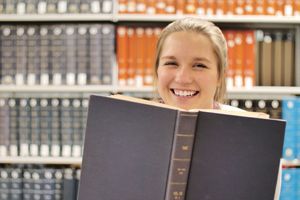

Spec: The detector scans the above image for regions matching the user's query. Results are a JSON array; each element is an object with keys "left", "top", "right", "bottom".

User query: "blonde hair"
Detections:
[{"left": 153, "top": 17, "right": 228, "bottom": 105}]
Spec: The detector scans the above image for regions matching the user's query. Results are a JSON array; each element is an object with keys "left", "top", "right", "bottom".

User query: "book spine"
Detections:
[
  {"left": 43, "top": 168, "right": 55, "bottom": 200},
  {"left": 54, "top": 169, "right": 64, "bottom": 200},
  {"left": 30, "top": 98, "right": 40, "bottom": 157},
  {"left": 80, "top": 0, "right": 91, "bottom": 13},
  {"left": 58, "top": 0, "right": 68, "bottom": 13},
  {"left": 40, "top": 25, "right": 51, "bottom": 86},
  {"left": 146, "top": 0, "right": 156, "bottom": 14},
  {"left": 1, "top": 25, "right": 16, "bottom": 85},
  {"left": 295, "top": 0, "right": 300, "bottom": 15},
  {"left": 165, "top": 0, "right": 175, "bottom": 13},
  {"left": 137, "top": 0, "right": 147, "bottom": 13},
  {"left": 101, "top": 24, "right": 115, "bottom": 85},
  {"left": 216, "top": 0, "right": 226, "bottom": 15},
  {"left": 273, "top": 32, "right": 283, "bottom": 86},
  {"left": 81, "top": 98, "right": 89, "bottom": 152},
  {"left": 135, "top": 27, "right": 145, "bottom": 86},
  {"left": 0, "top": 0, "right": 5, "bottom": 14},
  {"left": 261, "top": 32, "right": 272, "bottom": 86},
  {"left": 226, "top": 0, "right": 235, "bottom": 14},
  {"left": 77, "top": 24, "right": 89, "bottom": 85},
  {"left": 40, "top": 98, "right": 51, "bottom": 157},
  {"left": 196, "top": 0, "right": 206, "bottom": 15},
  {"left": 26, "top": 0, "right": 38, "bottom": 13},
  {"left": 156, "top": 0, "right": 166, "bottom": 13},
  {"left": 51, "top": 98, "right": 61, "bottom": 157},
  {"left": 234, "top": 30, "right": 244, "bottom": 87},
  {"left": 23, "top": 168, "right": 34, "bottom": 200},
  {"left": 72, "top": 99, "right": 82, "bottom": 157},
  {"left": 243, "top": 30, "right": 255, "bottom": 88},
  {"left": 66, "top": 24, "right": 77, "bottom": 85},
  {"left": 235, "top": 0, "right": 245, "bottom": 14},
  {"left": 17, "top": 0, "right": 26, "bottom": 14},
  {"left": 117, "top": 26, "right": 128, "bottom": 86},
  {"left": 284, "top": 0, "right": 293, "bottom": 15},
  {"left": 19, "top": 98, "right": 31, "bottom": 156},
  {"left": 223, "top": 30, "right": 235, "bottom": 89},
  {"left": 297, "top": 97, "right": 300, "bottom": 160},
  {"left": 63, "top": 168, "right": 76, "bottom": 200},
  {"left": 119, "top": 0, "right": 127, "bottom": 13},
  {"left": 0, "top": 168, "right": 11, "bottom": 200},
  {"left": 68, "top": 0, "right": 80, "bottom": 13},
  {"left": 206, "top": 0, "right": 216, "bottom": 15},
  {"left": 10, "top": 168, "right": 22, "bottom": 200},
  {"left": 15, "top": 25, "right": 27, "bottom": 85},
  {"left": 127, "top": 0, "right": 137, "bottom": 13},
  {"left": 245, "top": 0, "right": 255, "bottom": 14},
  {"left": 61, "top": 98, "right": 73, "bottom": 157},
  {"left": 281, "top": 168, "right": 296, "bottom": 199},
  {"left": 52, "top": 24, "right": 66, "bottom": 85},
  {"left": 47, "top": 0, "right": 58, "bottom": 13},
  {"left": 75, "top": 169, "right": 81, "bottom": 200},
  {"left": 6, "top": 0, "right": 17, "bottom": 13},
  {"left": 144, "top": 27, "right": 154, "bottom": 85},
  {"left": 275, "top": 0, "right": 284, "bottom": 15},
  {"left": 127, "top": 27, "right": 136, "bottom": 86},
  {"left": 0, "top": 98, "right": 10, "bottom": 156},
  {"left": 282, "top": 32, "right": 294, "bottom": 86},
  {"left": 165, "top": 111, "right": 198, "bottom": 200},
  {"left": 255, "top": 0, "right": 266, "bottom": 14},
  {"left": 27, "top": 25, "right": 40, "bottom": 85},
  {"left": 266, "top": 0, "right": 276, "bottom": 14},
  {"left": 32, "top": 168, "right": 44, "bottom": 200},
  {"left": 269, "top": 100, "right": 282, "bottom": 119},
  {"left": 9, "top": 98, "right": 19, "bottom": 156},
  {"left": 102, "top": 0, "right": 112, "bottom": 13},
  {"left": 89, "top": 24, "right": 102, "bottom": 85}
]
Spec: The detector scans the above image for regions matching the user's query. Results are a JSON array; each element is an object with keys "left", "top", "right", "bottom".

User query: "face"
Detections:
[{"left": 157, "top": 31, "right": 220, "bottom": 110}]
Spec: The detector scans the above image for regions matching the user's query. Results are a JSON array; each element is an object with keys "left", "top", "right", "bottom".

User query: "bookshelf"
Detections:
[{"left": 0, "top": 156, "right": 82, "bottom": 165}]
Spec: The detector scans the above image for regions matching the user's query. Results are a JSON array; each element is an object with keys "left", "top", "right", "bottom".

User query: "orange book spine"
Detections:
[
  {"left": 255, "top": 0, "right": 266, "bottom": 14},
  {"left": 186, "top": 0, "right": 197, "bottom": 14},
  {"left": 234, "top": 31, "right": 244, "bottom": 87},
  {"left": 119, "top": 0, "right": 127, "bottom": 13},
  {"left": 144, "top": 28, "right": 155, "bottom": 85},
  {"left": 117, "top": 26, "right": 128, "bottom": 86},
  {"left": 153, "top": 27, "right": 163, "bottom": 46},
  {"left": 196, "top": 0, "right": 207, "bottom": 14},
  {"left": 294, "top": 0, "right": 300, "bottom": 15},
  {"left": 244, "top": 0, "right": 255, "bottom": 14},
  {"left": 136, "top": 27, "right": 146, "bottom": 86},
  {"left": 284, "top": 0, "right": 294, "bottom": 15},
  {"left": 206, "top": 0, "right": 216, "bottom": 14},
  {"left": 166, "top": 0, "right": 176, "bottom": 13},
  {"left": 176, "top": 0, "right": 186, "bottom": 14},
  {"left": 216, "top": 0, "right": 226, "bottom": 15},
  {"left": 137, "top": 0, "right": 147, "bottom": 13},
  {"left": 266, "top": 0, "right": 276, "bottom": 14},
  {"left": 235, "top": 0, "right": 245, "bottom": 14},
  {"left": 127, "top": 0, "right": 137, "bottom": 13},
  {"left": 127, "top": 28, "right": 136, "bottom": 86},
  {"left": 226, "top": 0, "right": 235, "bottom": 14},
  {"left": 156, "top": 0, "right": 166, "bottom": 13},
  {"left": 223, "top": 30, "right": 235, "bottom": 89},
  {"left": 275, "top": 0, "right": 284, "bottom": 15},
  {"left": 147, "top": 0, "right": 157, "bottom": 14},
  {"left": 243, "top": 30, "right": 255, "bottom": 88}
]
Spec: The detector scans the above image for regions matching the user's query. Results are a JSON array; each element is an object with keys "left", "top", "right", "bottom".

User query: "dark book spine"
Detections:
[
  {"left": 80, "top": 0, "right": 91, "bottom": 13},
  {"left": 26, "top": 0, "right": 38, "bottom": 13},
  {"left": 269, "top": 100, "right": 282, "bottom": 119},
  {"left": 19, "top": 98, "right": 31, "bottom": 156},
  {"left": 43, "top": 168, "right": 55, "bottom": 200},
  {"left": 89, "top": 24, "right": 102, "bottom": 85},
  {"left": 54, "top": 169, "right": 64, "bottom": 200},
  {"left": 51, "top": 24, "right": 66, "bottom": 85},
  {"left": 47, "top": 0, "right": 58, "bottom": 13},
  {"left": 40, "top": 25, "right": 51, "bottom": 86},
  {"left": 0, "top": 0, "right": 5, "bottom": 14},
  {"left": 77, "top": 24, "right": 89, "bottom": 85},
  {"left": 40, "top": 98, "right": 51, "bottom": 157},
  {"left": 72, "top": 99, "right": 82, "bottom": 157},
  {"left": 58, "top": 0, "right": 68, "bottom": 13},
  {"left": 17, "top": 0, "right": 26, "bottom": 14},
  {"left": 0, "top": 98, "right": 10, "bottom": 156},
  {"left": 32, "top": 168, "right": 44, "bottom": 200},
  {"left": 63, "top": 168, "right": 76, "bottom": 200},
  {"left": 101, "top": 24, "right": 115, "bottom": 85},
  {"left": 51, "top": 98, "right": 61, "bottom": 157},
  {"left": 9, "top": 98, "right": 19, "bottom": 156},
  {"left": 1, "top": 25, "right": 16, "bottom": 85},
  {"left": 101, "top": 0, "right": 112, "bottom": 13},
  {"left": 68, "top": 0, "right": 80, "bottom": 13},
  {"left": 10, "top": 168, "right": 22, "bottom": 200},
  {"left": 23, "top": 168, "right": 34, "bottom": 200},
  {"left": 15, "top": 25, "right": 27, "bottom": 85},
  {"left": 239, "top": 100, "right": 254, "bottom": 112},
  {"left": 30, "top": 98, "right": 41, "bottom": 157},
  {"left": 75, "top": 169, "right": 81, "bottom": 200},
  {"left": 81, "top": 98, "right": 89, "bottom": 148},
  {"left": 27, "top": 25, "right": 40, "bottom": 85},
  {"left": 0, "top": 168, "right": 11, "bottom": 200},
  {"left": 61, "top": 98, "right": 73, "bottom": 157},
  {"left": 37, "top": 0, "right": 47, "bottom": 14},
  {"left": 5, "top": 0, "right": 17, "bottom": 13},
  {"left": 165, "top": 111, "right": 198, "bottom": 200},
  {"left": 65, "top": 24, "right": 77, "bottom": 85}
]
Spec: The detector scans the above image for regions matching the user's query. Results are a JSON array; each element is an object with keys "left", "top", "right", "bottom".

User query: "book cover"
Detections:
[
  {"left": 273, "top": 32, "right": 283, "bottom": 86},
  {"left": 40, "top": 98, "right": 51, "bottom": 157},
  {"left": 127, "top": 0, "right": 137, "bottom": 13},
  {"left": 80, "top": 0, "right": 91, "bottom": 13},
  {"left": 78, "top": 94, "right": 285, "bottom": 200},
  {"left": 10, "top": 168, "right": 22, "bottom": 200},
  {"left": 72, "top": 99, "right": 83, "bottom": 157},
  {"left": 89, "top": 24, "right": 102, "bottom": 85},
  {"left": 282, "top": 32, "right": 294, "bottom": 86},
  {"left": 51, "top": 98, "right": 61, "bottom": 157},
  {"left": 19, "top": 98, "right": 31, "bottom": 156},
  {"left": 127, "top": 27, "right": 136, "bottom": 86},
  {"left": 156, "top": 0, "right": 166, "bottom": 13},
  {"left": 40, "top": 25, "right": 51, "bottom": 86},
  {"left": 43, "top": 168, "right": 55, "bottom": 200},
  {"left": 137, "top": 0, "right": 147, "bottom": 13},
  {"left": 266, "top": 0, "right": 276, "bottom": 14},
  {"left": 65, "top": 24, "right": 77, "bottom": 86},
  {"left": 16, "top": 25, "right": 27, "bottom": 86},
  {"left": 176, "top": 0, "right": 185, "bottom": 14},
  {"left": 186, "top": 0, "right": 197, "bottom": 14},
  {"left": 0, "top": 168, "right": 11, "bottom": 200},
  {"left": 234, "top": 30, "right": 244, "bottom": 87},
  {"left": 63, "top": 168, "right": 77, "bottom": 200},
  {"left": 27, "top": 25, "right": 40, "bottom": 85},
  {"left": 216, "top": 0, "right": 226, "bottom": 15},
  {"left": 54, "top": 168, "right": 64, "bottom": 200},
  {"left": 0, "top": 98, "right": 10, "bottom": 156},
  {"left": 61, "top": 98, "right": 73, "bottom": 157},
  {"left": 165, "top": 0, "right": 175, "bottom": 14},
  {"left": 196, "top": 0, "right": 206, "bottom": 15},
  {"left": 9, "top": 98, "right": 19, "bottom": 156},
  {"left": 77, "top": 24, "right": 89, "bottom": 85},
  {"left": 243, "top": 30, "right": 255, "bottom": 88},
  {"left": 101, "top": 24, "right": 115, "bottom": 85},
  {"left": 117, "top": 26, "right": 128, "bottom": 86},
  {"left": 30, "top": 98, "right": 40, "bottom": 157},
  {"left": 206, "top": 0, "right": 215, "bottom": 15},
  {"left": 135, "top": 27, "right": 146, "bottom": 86},
  {"left": 261, "top": 32, "right": 272, "bottom": 86},
  {"left": 47, "top": 0, "right": 58, "bottom": 13},
  {"left": 245, "top": 0, "right": 255, "bottom": 14}
]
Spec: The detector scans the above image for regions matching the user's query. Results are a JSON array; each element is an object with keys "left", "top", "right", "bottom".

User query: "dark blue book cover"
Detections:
[
  {"left": 51, "top": 98, "right": 61, "bottom": 157},
  {"left": 0, "top": 98, "right": 10, "bottom": 156},
  {"left": 23, "top": 167, "right": 34, "bottom": 200},
  {"left": 10, "top": 168, "right": 22, "bottom": 200},
  {"left": 0, "top": 168, "right": 11, "bottom": 200},
  {"left": 67, "top": 0, "right": 80, "bottom": 13},
  {"left": 51, "top": 24, "right": 66, "bottom": 85},
  {"left": 79, "top": 0, "right": 91, "bottom": 13},
  {"left": 54, "top": 169, "right": 64, "bottom": 200},
  {"left": 17, "top": 0, "right": 26, "bottom": 14},
  {"left": 61, "top": 98, "right": 73, "bottom": 157},
  {"left": 19, "top": 98, "right": 31, "bottom": 157},
  {"left": 63, "top": 168, "right": 76, "bottom": 200},
  {"left": 40, "top": 25, "right": 52, "bottom": 86},
  {"left": 30, "top": 98, "right": 40, "bottom": 157},
  {"left": 65, "top": 24, "right": 77, "bottom": 85},
  {"left": 32, "top": 168, "right": 44, "bottom": 200},
  {"left": 8, "top": 98, "right": 19, "bottom": 156},
  {"left": 89, "top": 24, "right": 102, "bottom": 85},
  {"left": 27, "top": 25, "right": 40, "bottom": 85},
  {"left": 101, "top": 24, "right": 115, "bottom": 85},
  {"left": 40, "top": 98, "right": 51, "bottom": 157},
  {"left": 1, "top": 25, "right": 16, "bottom": 85},
  {"left": 76, "top": 24, "right": 89, "bottom": 85},
  {"left": 47, "top": 0, "right": 58, "bottom": 13},
  {"left": 15, "top": 25, "right": 28, "bottom": 85},
  {"left": 26, "top": 0, "right": 38, "bottom": 13},
  {"left": 5, "top": 0, "right": 17, "bottom": 13},
  {"left": 72, "top": 99, "right": 82, "bottom": 157},
  {"left": 43, "top": 168, "right": 55, "bottom": 200}
]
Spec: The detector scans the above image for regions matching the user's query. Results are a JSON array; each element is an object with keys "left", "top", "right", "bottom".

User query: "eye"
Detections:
[
  {"left": 195, "top": 63, "right": 207, "bottom": 68},
  {"left": 165, "top": 61, "right": 177, "bottom": 66}
]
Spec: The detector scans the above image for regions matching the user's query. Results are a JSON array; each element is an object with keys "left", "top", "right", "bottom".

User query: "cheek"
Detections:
[{"left": 157, "top": 69, "right": 172, "bottom": 88}]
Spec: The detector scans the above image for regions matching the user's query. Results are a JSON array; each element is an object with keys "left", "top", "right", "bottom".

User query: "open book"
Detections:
[{"left": 78, "top": 94, "right": 286, "bottom": 200}]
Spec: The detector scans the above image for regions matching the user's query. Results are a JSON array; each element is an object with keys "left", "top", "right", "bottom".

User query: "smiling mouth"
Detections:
[{"left": 171, "top": 89, "right": 199, "bottom": 97}]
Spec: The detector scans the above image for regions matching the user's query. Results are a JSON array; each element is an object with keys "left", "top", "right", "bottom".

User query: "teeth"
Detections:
[{"left": 174, "top": 90, "right": 197, "bottom": 97}]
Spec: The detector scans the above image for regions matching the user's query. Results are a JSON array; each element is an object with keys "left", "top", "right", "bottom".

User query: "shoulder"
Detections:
[{"left": 217, "top": 104, "right": 246, "bottom": 112}]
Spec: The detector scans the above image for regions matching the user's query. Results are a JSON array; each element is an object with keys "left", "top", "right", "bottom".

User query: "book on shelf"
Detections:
[
  {"left": 78, "top": 94, "right": 286, "bottom": 200},
  {"left": 144, "top": 27, "right": 155, "bottom": 85},
  {"left": 40, "top": 98, "right": 51, "bottom": 157},
  {"left": 9, "top": 98, "right": 19, "bottom": 156},
  {"left": 51, "top": 98, "right": 61, "bottom": 157},
  {"left": 65, "top": 24, "right": 77, "bottom": 86},
  {"left": 117, "top": 26, "right": 128, "bottom": 86},
  {"left": 223, "top": 30, "right": 235, "bottom": 89},
  {"left": 273, "top": 31, "right": 283, "bottom": 86},
  {"left": 72, "top": 99, "right": 83, "bottom": 157},
  {"left": 127, "top": 27, "right": 136, "bottom": 86},
  {"left": 19, "top": 98, "right": 31, "bottom": 157},
  {"left": 234, "top": 30, "right": 244, "bottom": 87},
  {"left": 261, "top": 31, "right": 272, "bottom": 86},
  {"left": 26, "top": 0, "right": 38, "bottom": 13},
  {"left": 243, "top": 30, "right": 255, "bottom": 88},
  {"left": 89, "top": 24, "right": 102, "bottom": 85},
  {"left": 186, "top": 0, "right": 196, "bottom": 14},
  {"left": 165, "top": 0, "right": 175, "bottom": 14},
  {"left": 27, "top": 25, "right": 40, "bottom": 86},
  {"left": 68, "top": 0, "right": 80, "bottom": 13},
  {"left": 282, "top": 32, "right": 295, "bottom": 87},
  {"left": 30, "top": 98, "right": 40, "bottom": 157},
  {"left": 0, "top": 98, "right": 10, "bottom": 157},
  {"left": 15, "top": 25, "right": 27, "bottom": 85},
  {"left": 77, "top": 24, "right": 89, "bottom": 86},
  {"left": 135, "top": 27, "right": 146, "bottom": 86},
  {"left": 63, "top": 168, "right": 77, "bottom": 200},
  {"left": 40, "top": 25, "right": 51, "bottom": 86},
  {"left": 61, "top": 98, "right": 73, "bottom": 157},
  {"left": 54, "top": 168, "right": 64, "bottom": 200}
]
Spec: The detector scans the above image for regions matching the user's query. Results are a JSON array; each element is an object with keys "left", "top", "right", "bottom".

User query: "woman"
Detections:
[{"left": 153, "top": 17, "right": 281, "bottom": 200}]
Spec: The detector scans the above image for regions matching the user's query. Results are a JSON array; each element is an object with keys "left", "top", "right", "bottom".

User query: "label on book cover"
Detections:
[
  {"left": 15, "top": 74, "right": 24, "bottom": 85},
  {"left": 17, "top": 2, "right": 25, "bottom": 14},
  {"left": 27, "top": 74, "right": 36, "bottom": 85},
  {"left": 234, "top": 75, "right": 243, "bottom": 87},
  {"left": 91, "top": 1, "right": 100, "bottom": 13},
  {"left": 51, "top": 144, "right": 60, "bottom": 157},
  {"left": 0, "top": 146, "right": 7, "bottom": 156},
  {"left": 135, "top": 75, "right": 143, "bottom": 87},
  {"left": 244, "top": 77, "right": 253, "bottom": 88},
  {"left": 40, "top": 144, "right": 49, "bottom": 157},
  {"left": 284, "top": 4, "right": 293, "bottom": 15},
  {"left": 137, "top": 3, "right": 146, "bottom": 12},
  {"left": 102, "top": 0, "right": 112, "bottom": 13},
  {"left": 66, "top": 73, "right": 75, "bottom": 85},
  {"left": 10, "top": 145, "right": 18, "bottom": 156},
  {"left": 38, "top": 1, "right": 47, "bottom": 14},
  {"left": 40, "top": 74, "right": 49, "bottom": 85},
  {"left": 77, "top": 73, "right": 87, "bottom": 85},
  {"left": 62, "top": 145, "right": 71, "bottom": 157},
  {"left": 53, "top": 73, "right": 62, "bottom": 85},
  {"left": 146, "top": 7, "right": 155, "bottom": 14},
  {"left": 72, "top": 145, "right": 81, "bottom": 157},
  {"left": 58, "top": 1, "right": 67, "bottom": 13},
  {"left": 30, "top": 144, "right": 38, "bottom": 156},
  {"left": 20, "top": 143, "right": 29, "bottom": 156}
]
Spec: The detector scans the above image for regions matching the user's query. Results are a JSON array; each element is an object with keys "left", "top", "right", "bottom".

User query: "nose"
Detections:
[{"left": 175, "top": 66, "right": 193, "bottom": 85}]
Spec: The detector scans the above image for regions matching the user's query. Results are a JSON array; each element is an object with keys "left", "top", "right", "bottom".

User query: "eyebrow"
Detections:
[{"left": 160, "top": 55, "right": 211, "bottom": 63}]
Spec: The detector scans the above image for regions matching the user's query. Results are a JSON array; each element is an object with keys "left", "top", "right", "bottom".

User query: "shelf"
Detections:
[
  {"left": 281, "top": 158, "right": 300, "bottom": 166},
  {"left": 0, "top": 156, "right": 82, "bottom": 165},
  {"left": 0, "top": 14, "right": 113, "bottom": 21}
]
